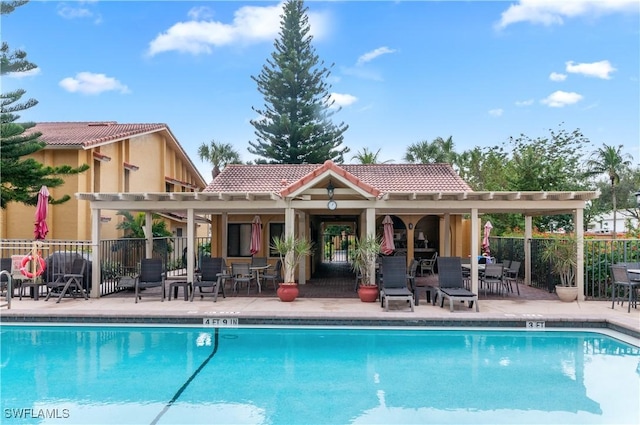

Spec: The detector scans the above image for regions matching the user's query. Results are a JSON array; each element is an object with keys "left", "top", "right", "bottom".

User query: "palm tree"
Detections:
[
  {"left": 351, "top": 148, "right": 392, "bottom": 164},
  {"left": 584, "top": 144, "right": 633, "bottom": 239},
  {"left": 403, "top": 136, "right": 458, "bottom": 165},
  {"left": 197, "top": 140, "right": 242, "bottom": 180}
]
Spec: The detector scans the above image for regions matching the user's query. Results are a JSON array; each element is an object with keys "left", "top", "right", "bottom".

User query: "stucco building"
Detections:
[{"left": 0, "top": 121, "right": 208, "bottom": 241}]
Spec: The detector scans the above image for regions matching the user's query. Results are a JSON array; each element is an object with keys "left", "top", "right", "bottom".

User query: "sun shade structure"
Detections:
[{"left": 77, "top": 160, "right": 599, "bottom": 299}]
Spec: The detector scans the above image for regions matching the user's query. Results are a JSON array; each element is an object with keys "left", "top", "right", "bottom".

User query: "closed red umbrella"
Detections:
[
  {"left": 482, "top": 221, "right": 493, "bottom": 255},
  {"left": 250, "top": 215, "right": 262, "bottom": 255},
  {"left": 34, "top": 186, "right": 49, "bottom": 240},
  {"left": 381, "top": 215, "right": 395, "bottom": 255}
]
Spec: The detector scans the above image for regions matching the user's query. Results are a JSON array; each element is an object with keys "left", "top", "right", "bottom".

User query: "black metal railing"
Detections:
[
  {"left": 489, "top": 236, "right": 640, "bottom": 300},
  {"left": 3, "top": 236, "right": 638, "bottom": 300}
]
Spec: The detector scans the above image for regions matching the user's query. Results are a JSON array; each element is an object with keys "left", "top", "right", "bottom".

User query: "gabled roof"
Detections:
[
  {"left": 31, "top": 122, "right": 169, "bottom": 148},
  {"left": 31, "top": 121, "right": 206, "bottom": 188},
  {"left": 205, "top": 161, "right": 472, "bottom": 196}
]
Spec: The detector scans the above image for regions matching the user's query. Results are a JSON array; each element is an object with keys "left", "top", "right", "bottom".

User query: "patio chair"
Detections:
[
  {"left": 504, "top": 260, "right": 521, "bottom": 295},
  {"left": 436, "top": 256, "right": 479, "bottom": 312},
  {"left": 611, "top": 264, "right": 640, "bottom": 313},
  {"left": 231, "top": 263, "right": 257, "bottom": 294},
  {"left": 134, "top": 258, "right": 165, "bottom": 303},
  {"left": 250, "top": 257, "right": 268, "bottom": 268},
  {"left": 481, "top": 263, "right": 506, "bottom": 296},
  {"left": 262, "top": 260, "right": 282, "bottom": 291},
  {"left": 191, "top": 257, "right": 227, "bottom": 302},
  {"left": 419, "top": 252, "right": 437, "bottom": 276},
  {"left": 45, "top": 258, "right": 88, "bottom": 303},
  {"left": 379, "top": 256, "right": 414, "bottom": 312}
]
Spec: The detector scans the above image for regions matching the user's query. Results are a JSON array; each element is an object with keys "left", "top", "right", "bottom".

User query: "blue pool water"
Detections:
[{"left": 1, "top": 325, "right": 639, "bottom": 424}]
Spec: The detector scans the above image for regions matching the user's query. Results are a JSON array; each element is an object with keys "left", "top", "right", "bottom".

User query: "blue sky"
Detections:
[{"left": 4, "top": 0, "right": 639, "bottom": 181}]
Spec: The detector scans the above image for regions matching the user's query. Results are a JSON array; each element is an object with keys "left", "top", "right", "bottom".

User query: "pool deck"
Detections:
[{"left": 2, "top": 294, "right": 639, "bottom": 340}]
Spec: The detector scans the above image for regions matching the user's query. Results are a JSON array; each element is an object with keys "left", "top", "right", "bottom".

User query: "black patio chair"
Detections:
[
  {"left": 380, "top": 256, "right": 414, "bottom": 312},
  {"left": 436, "top": 256, "right": 479, "bottom": 312},
  {"left": 134, "top": 258, "right": 165, "bottom": 303},
  {"left": 191, "top": 257, "right": 227, "bottom": 302}
]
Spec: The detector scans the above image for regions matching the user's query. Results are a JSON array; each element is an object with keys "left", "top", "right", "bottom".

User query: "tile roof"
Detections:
[
  {"left": 205, "top": 161, "right": 472, "bottom": 195},
  {"left": 31, "top": 122, "right": 168, "bottom": 148}
]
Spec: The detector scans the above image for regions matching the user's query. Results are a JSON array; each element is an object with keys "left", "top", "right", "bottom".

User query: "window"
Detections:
[
  {"left": 268, "top": 223, "right": 284, "bottom": 257},
  {"left": 227, "top": 223, "right": 252, "bottom": 257}
]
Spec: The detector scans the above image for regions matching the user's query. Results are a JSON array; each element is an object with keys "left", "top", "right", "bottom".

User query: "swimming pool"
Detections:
[{"left": 1, "top": 325, "right": 639, "bottom": 424}]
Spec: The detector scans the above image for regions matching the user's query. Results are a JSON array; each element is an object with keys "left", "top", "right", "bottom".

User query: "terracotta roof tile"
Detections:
[
  {"left": 31, "top": 122, "right": 168, "bottom": 148},
  {"left": 206, "top": 162, "right": 471, "bottom": 195}
]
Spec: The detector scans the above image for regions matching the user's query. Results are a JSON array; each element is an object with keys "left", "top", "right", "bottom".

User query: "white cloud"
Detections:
[
  {"left": 330, "top": 93, "right": 358, "bottom": 109},
  {"left": 59, "top": 72, "right": 130, "bottom": 95},
  {"left": 495, "top": 0, "right": 638, "bottom": 30},
  {"left": 147, "top": 2, "right": 331, "bottom": 56},
  {"left": 515, "top": 99, "right": 535, "bottom": 107},
  {"left": 566, "top": 60, "right": 616, "bottom": 79},
  {"left": 540, "top": 90, "right": 583, "bottom": 107},
  {"left": 549, "top": 72, "right": 567, "bottom": 82},
  {"left": 488, "top": 108, "right": 503, "bottom": 117},
  {"left": 356, "top": 47, "right": 396, "bottom": 66},
  {"left": 57, "top": 1, "right": 101, "bottom": 24}
]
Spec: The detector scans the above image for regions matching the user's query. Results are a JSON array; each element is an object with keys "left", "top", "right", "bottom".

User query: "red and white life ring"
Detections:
[{"left": 20, "top": 255, "right": 46, "bottom": 278}]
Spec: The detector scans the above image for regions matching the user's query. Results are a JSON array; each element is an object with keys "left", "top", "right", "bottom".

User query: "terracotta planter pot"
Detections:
[
  {"left": 277, "top": 283, "right": 299, "bottom": 302},
  {"left": 555, "top": 285, "right": 578, "bottom": 302},
  {"left": 358, "top": 285, "right": 379, "bottom": 302}
]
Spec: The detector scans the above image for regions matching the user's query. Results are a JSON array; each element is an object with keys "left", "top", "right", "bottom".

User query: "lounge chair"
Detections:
[
  {"left": 380, "top": 256, "right": 414, "bottom": 312},
  {"left": 191, "top": 257, "right": 227, "bottom": 302},
  {"left": 436, "top": 257, "right": 479, "bottom": 312},
  {"left": 134, "top": 258, "right": 165, "bottom": 303}
]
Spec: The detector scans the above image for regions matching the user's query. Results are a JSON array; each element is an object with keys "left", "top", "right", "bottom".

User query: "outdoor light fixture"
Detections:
[{"left": 326, "top": 180, "right": 335, "bottom": 199}]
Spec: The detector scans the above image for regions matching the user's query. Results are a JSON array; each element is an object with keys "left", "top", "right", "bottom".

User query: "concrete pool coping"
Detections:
[{"left": 2, "top": 296, "right": 639, "bottom": 340}]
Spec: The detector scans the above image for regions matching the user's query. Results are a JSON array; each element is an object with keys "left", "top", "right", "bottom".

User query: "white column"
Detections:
[
  {"left": 575, "top": 209, "right": 585, "bottom": 302},
  {"left": 298, "top": 211, "right": 306, "bottom": 285},
  {"left": 144, "top": 212, "right": 153, "bottom": 258},
  {"left": 221, "top": 213, "right": 228, "bottom": 258},
  {"left": 91, "top": 207, "right": 101, "bottom": 298},
  {"left": 366, "top": 208, "right": 376, "bottom": 281},
  {"left": 444, "top": 213, "right": 451, "bottom": 256},
  {"left": 187, "top": 208, "right": 195, "bottom": 284},
  {"left": 524, "top": 215, "right": 533, "bottom": 286},
  {"left": 470, "top": 208, "right": 479, "bottom": 294}
]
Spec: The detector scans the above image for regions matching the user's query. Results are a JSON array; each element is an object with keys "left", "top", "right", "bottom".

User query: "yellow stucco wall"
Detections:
[{"left": 2, "top": 131, "right": 205, "bottom": 241}]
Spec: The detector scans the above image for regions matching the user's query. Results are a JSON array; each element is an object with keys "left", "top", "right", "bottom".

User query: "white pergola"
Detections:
[{"left": 78, "top": 185, "right": 599, "bottom": 301}]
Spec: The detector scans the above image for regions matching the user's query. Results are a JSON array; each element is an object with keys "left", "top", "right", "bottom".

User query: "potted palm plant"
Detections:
[
  {"left": 540, "top": 235, "right": 578, "bottom": 302},
  {"left": 351, "top": 234, "right": 381, "bottom": 302},
  {"left": 271, "top": 234, "right": 313, "bottom": 302}
]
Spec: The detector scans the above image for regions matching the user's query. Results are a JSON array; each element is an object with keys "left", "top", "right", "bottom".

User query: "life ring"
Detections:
[{"left": 20, "top": 255, "right": 46, "bottom": 278}]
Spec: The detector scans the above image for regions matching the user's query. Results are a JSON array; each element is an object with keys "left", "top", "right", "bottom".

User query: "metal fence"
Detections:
[
  {"left": 4, "top": 236, "right": 639, "bottom": 300},
  {"left": 1, "top": 237, "right": 211, "bottom": 297},
  {"left": 489, "top": 236, "right": 640, "bottom": 300}
]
